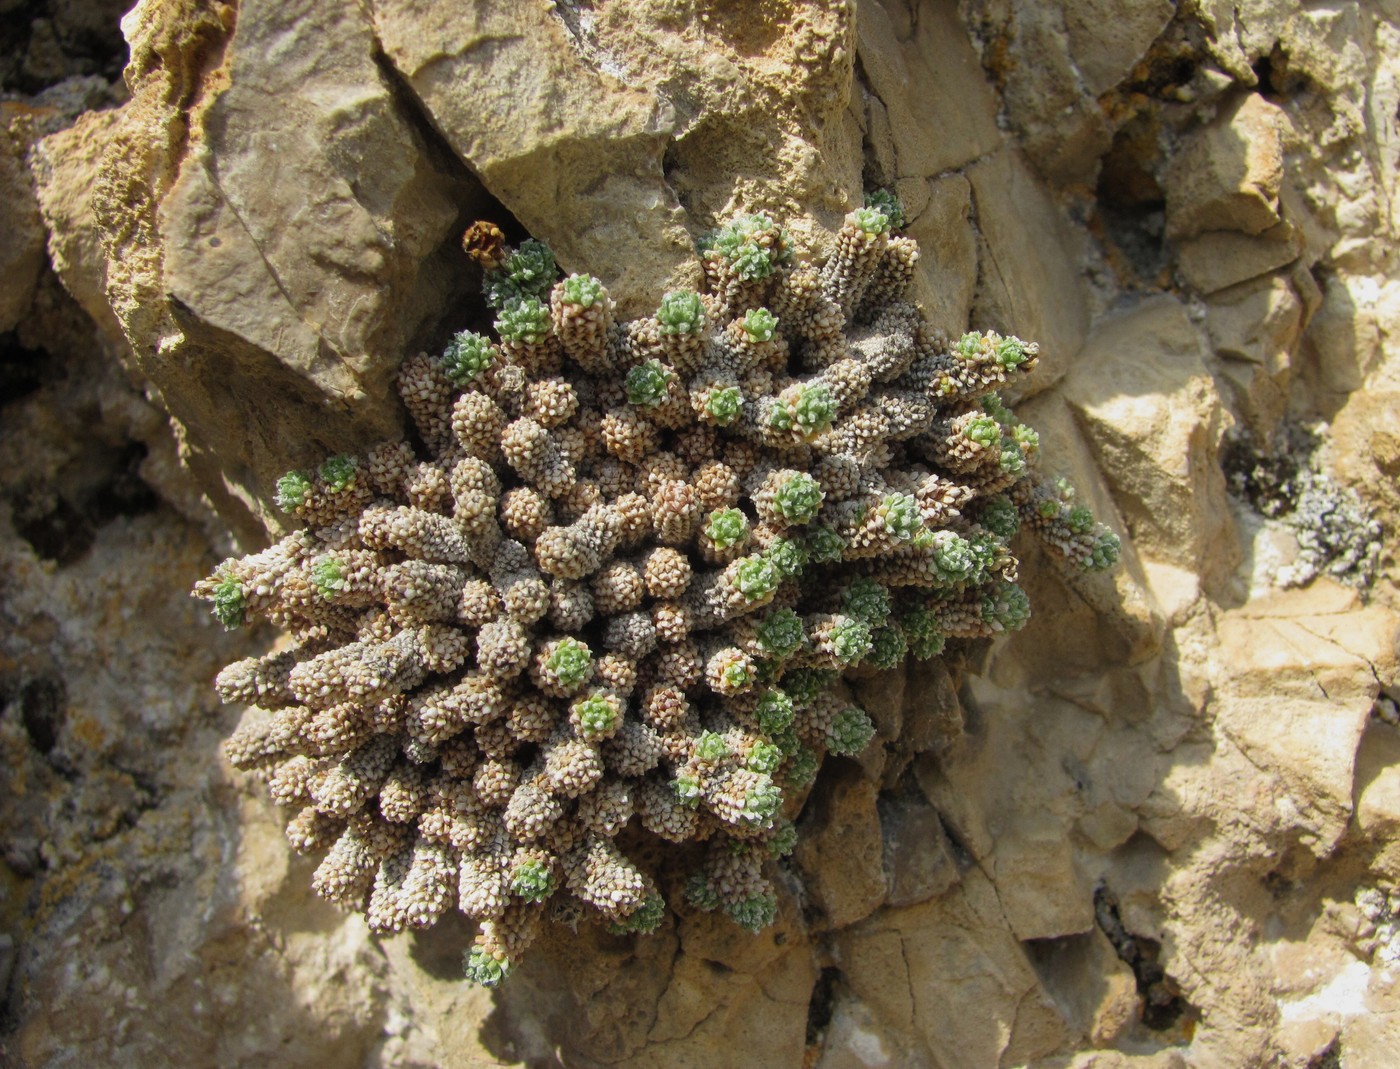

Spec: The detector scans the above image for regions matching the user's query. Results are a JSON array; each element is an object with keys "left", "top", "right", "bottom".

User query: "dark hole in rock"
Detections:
[
  {"left": 0, "top": 332, "right": 50, "bottom": 406},
  {"left": 1308, "top": 1038, "right": 1342, "bottom": 1069},
  {"left": 805, "top": 966, "right": 840, "bottom": 1047},
  {"left": 15, "top": 494, "right": 95, "bottom": 566},
  {"left": 18, "top": 676, "right": 66, "bottom": 756},
  {"left": 11, "top": 442, "right": 160, "bottom": 566},
  {"left": 1093, "top": 883, "right": 1193, "bottom": 1031},
  {"left": 1253, "top": 47, "right": 1309, "bottom": 102},
  {"left": 1095, "top": 127, "right": 1168, "bottom": 285},
  {"left": 87, "top": 441, "right": 160, "bottom": 525}
]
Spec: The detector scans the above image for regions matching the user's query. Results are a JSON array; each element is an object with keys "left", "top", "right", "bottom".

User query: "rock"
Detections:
[
  {"left": 0, "top": 111, "right": 46, "bottom": 333},
  {"left": 794, "top": 765, "right": 887, "bottom": 930},
  {"left": 1214, "top": 583, "right": 1399, "bottom": 854},
  {"left": 1176, "top": 220, "right": 1301, "bottom": 294},
  {"left": 7, "top": 1, "right": 1400, "bottom": 1068},
  {"left": 1062, "top": 0, "right": 1175, "bottom": 96},
  {"left": 30, "top": 108, "right": 126, "bottom": 344},
  {"left": 370, "top": 1, "right": 691, "bottom": 316},
  {"left": 851, "top": 663, "right": 905, "bottom": 777},
  {"left": 995, "top": 818, "right": 1097, "bottom": 940},
  {"left": 880, "top": 793, "right": 959, "bottom": 909},
  {"left": 1025, "top": 930, "right": 1140, "bottom": 1048},
  {"left": 903, "top": 655, "right": 964, "bottom": 756},
  {"left": 832, "top": 870, "right": 1072, "bottom": 1067},
  {"left": 93, "top": 0, "right": 471, "bottom": 543},
  {"left": 488, "top": 889, "right": 815, "bottom": 1068},
  {"left": 1061, "top": 296, "right": 1236, "bottom": 591},
  {"left": 1206, "top": 273, "right": 1305, "bottom": 435},
  {"left": 906, "top": 174, "right": 977, "bottom": 337},
  {"left": 966, "top": 149, "right": 1091, "bottom": 396},
  {"left": 856, "top": 0, "right": 1001, "bottom": 180},
  {"left": 1054, "top": 1055, "right": 1189, "bottom": 1069},
  {"left": 1164, "top": 94, "right": 1285, "bottom": 240},
  {"left": 1331, "top": 386, "right": 1400, "bottom": 523},
  {"left": 1338, "top": 957, "right": 1400, "bottom": 1069},
  {"left": 913, "top": 684, "right": 1122, "bottom": 936},
  {"left": 968, "top": 2, "right": 1112, "bottom": 185},
  {"left": 1138, "top": 559, "right": 1202, "bottom": 628},
  {"left": 1205, "top": 272, "right": 1304, "bottom": 368},
  {"left": 1304, "top": 271, "right": 1394, "bottom": 402}
]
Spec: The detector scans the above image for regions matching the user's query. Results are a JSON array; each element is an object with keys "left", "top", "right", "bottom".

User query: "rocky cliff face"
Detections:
[{"left": 2, "top": 1, "right": 1398, "bottom": 1067}]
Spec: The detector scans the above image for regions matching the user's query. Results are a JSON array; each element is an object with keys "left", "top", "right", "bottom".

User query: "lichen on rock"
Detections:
[{"left": 194, "top": 200, "right": 1118, "bottom": 984}]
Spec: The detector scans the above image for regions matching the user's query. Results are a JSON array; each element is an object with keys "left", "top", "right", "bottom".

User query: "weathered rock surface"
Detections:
[{"left": 3, "top": 1, "right": 1400, "bottom": 1068}]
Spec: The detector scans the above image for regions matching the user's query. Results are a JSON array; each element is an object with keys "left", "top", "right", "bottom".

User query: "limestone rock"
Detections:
[
  {"left": 1164, "top": 93, "right": 1285, "bottom": 240},
  {"left": 967, "top": 149, "right": 1091, "bottom": 396},
  {"left": 963, "top": 1, "right": 1111, "bottom": 185},
  {"left": 831, "top": 871, "right": 1073, "bottom": 1067},
  {"left": 1026, "top": 930, "right": 1141, "bottom": 1048},
  {"left": 1062, "top": 0, "right": 1175, "bottom": 96},
  {"left": 30, "top": 108, "right": 126, "bottom": 345},
  {"left": 1205, "top": 273, "right": 1305, "bottom": 436},
  {"left": 1062, "top": 296, "right": 1236, "bottom": 590},
  {"left": 370, "top": 0, "right": 690, "bottom": 316},
  {"left": 1176, "top": 220, "right": 1301, "bottom": 294},
  {"left": 1214, "top": 583, "right": 1398, "bottom": 853},
  {"left": 907, "top": 174, "right": 978, "bottom": 337},
  {"left": 92, "top": 0, "right": 472, "bottom": 543},
  {"left": 856, "top": 0, "right": 1001, "bottom": 180},
  {"left": 1355, "top": 722, "right": 1400, "bottom": 878},
  {"left": 0, "top": 112, "right": 46, "bottom": 334},
  {"left": 7, "top": 1, "right": 1400, "bottom": 1068},
  {"left": 880, "top": 792, "right": 960, "bottom": 908},
  {"left": 794, "top": 766, "right": 887, "bottom": 931}
]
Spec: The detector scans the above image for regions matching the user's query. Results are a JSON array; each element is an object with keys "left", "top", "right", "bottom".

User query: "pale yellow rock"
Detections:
[
  {"left": 1217, "top": 582, "right": 1397, "bottom": 702},
  {"left": 9, "top": 2, "right": 1400, "bottom": 1068},
  {"left": 994, "top": 818, "right": 1096, "bottom": 940},
  {"left": 1177, "top": 221, "right": 1302, "bottom": 294},
  {"left": 835, "top": 870, "right": 1072, "bottom": 1068},
  {"left": 1339, "top": 964, "right": 1400, "bottom": 1069},
  {"left": 1165, "top": 93, "right": 1286, "bottom": 239},
  {"left": 794, "top": 767, "right": 888, "bottom": 930},
  {"left": 1024, "top": 929, "right": 1139, "bottom": 1048},
  {"left": 1306, "top": 271, "right": 1392, "bottom": 401},
  {"left": 1077, "top": 799, "right": 1140, "bottom": 853},
  {"left": 975, "top": 1, "right": 1113, "bottom": 184},
  {"left": 967, "top": 149, "right": 1091, "bottom": 396},
  {"left": 30, "top": 108, "right": 126, "bottom": 344},
  {"left": 640, "top": 941, "right": 815, "bottom": 1068},
  {"left": 1354, "top": 721, "right": 1400, "bottom": 877},
  {"left": 1331, "top": 387, "right": 1400, "bottom": 522},
  {"left": 1054, "top": 1054, "right": 1189, "bottom": 1069},
  {"left": 94, "top": 0, "right": 468, "bottom": 542},
  {"left": 1206, "top": 273, "right": 1304, "bottom": 435},
  {"left": 816, "top": 995, "right": 915, "bottom": 1069},
  {"left": 1062, "top": 0, "right": 1174, "bottom": 95},
  {"left": 1139, "top": 559, "right": 1202, "bottom": 627},
  {"left": 0, "top": 111, "right": 46, "bottom": 333},
  {"left": 592, "top": 0, "right": 863, "bottom": 240},
  {"left": 1062, "top": 296, "right": 1237, "bottom": 590},
  {"left": 856, "top": 0, "right": 1001, "bottom": 178},
  {"left": 906, "top": 173, "right": 977, "bottom": 338},
  {"left": 371, "top": 0, "right": 695, "bottom": 315},
  {"left": 1208, "top": 585, "right": 1399, "bottom": 854},
  {"left": 492, "top": 889, "right": 814, "bottom": 1069}
]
